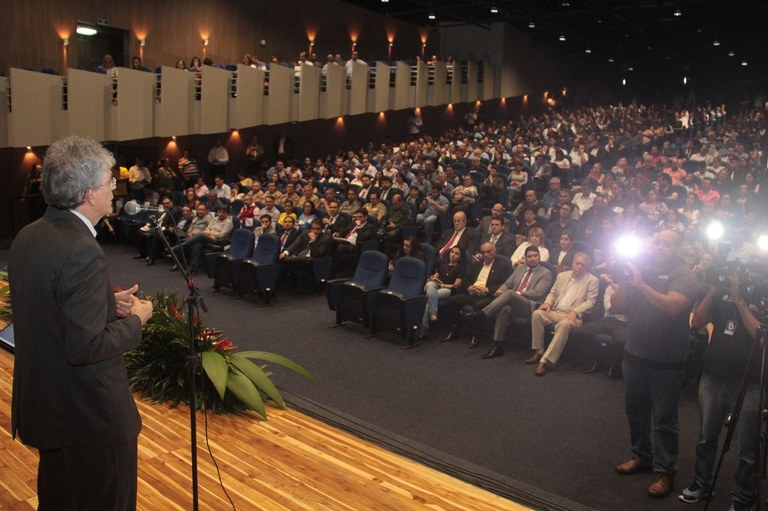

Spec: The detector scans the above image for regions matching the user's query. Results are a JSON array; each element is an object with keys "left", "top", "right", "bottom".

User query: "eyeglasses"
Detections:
[{"left": 97, "top": 177, "right": 117, "bottom": 190}]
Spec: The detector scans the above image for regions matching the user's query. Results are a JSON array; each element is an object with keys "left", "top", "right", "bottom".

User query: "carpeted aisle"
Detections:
[{"left": 102, "top": 242, "right": 742, "bottom": 511}]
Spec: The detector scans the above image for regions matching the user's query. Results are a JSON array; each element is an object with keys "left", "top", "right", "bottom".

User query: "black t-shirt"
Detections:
[{"left": 704, "top": 292, "right": 762, "bottom": 383}]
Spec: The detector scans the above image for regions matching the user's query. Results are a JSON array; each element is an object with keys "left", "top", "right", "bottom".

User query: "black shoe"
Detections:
[
  {"left": 146, "top": 259, "right": 155, "bottom": 266},
  {"left": 482, "top": 346, "right": 504, "bottom": 359},
  {"left": 441, "top": 331, "right": 455, "bottom": 343},
  {"left": 170, "top": 264, "right": 179, "bottom": 271},
  {"left": 469, "top": 336, "right": 480, "bottom": 349},
  {"left": 133, "top": 254, "right": 145, "bottom": 259},
  {"left": 460, "top": 310, "right": 485, "bottom": 322}
]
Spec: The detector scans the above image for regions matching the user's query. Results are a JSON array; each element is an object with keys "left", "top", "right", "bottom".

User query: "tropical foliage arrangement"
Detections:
[
  {"left": 125, "top": 291, "right": 313, "bottom": 418},
  {"left": 0, "top": 270, "right": 12, "bottom": 324}
]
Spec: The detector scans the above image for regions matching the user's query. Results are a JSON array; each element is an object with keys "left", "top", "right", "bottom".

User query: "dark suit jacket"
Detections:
[
  {"left": 465, "top": 257, "right": 510, "bottom": 295},
  {"left": 279, "top": 227, "right": 301, "bottom": 252},
  {"left": 340, "top": 221, "right": 376, "bottom": 243},
  {"left": 481, "top": 231, "right": 516, "bottom": 258},
  {"left": 285, "top": 231, "right": 332, "bottom": 257},
  {"left": 325, "top": 214, "right": 349, "bottom": 236},
  {"left": 8, "top": 207, "right": 143, "bottom": 449},
  {"left": 435, "top": 227, "right": 479, "bottom": 256}
]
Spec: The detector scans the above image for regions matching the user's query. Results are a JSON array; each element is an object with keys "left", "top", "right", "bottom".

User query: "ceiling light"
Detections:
[
  {"left": 381, "top": 0, "right": 389, "bottom": 2},
  {"left": 559, "top": 34, "right": 566, "bottom": 41},
  {"left": 713, "top": 40, "right": 720, "bottom": 46},
  {"left": 673, "top": 9, "right": 682, "bottom": 16},
  {"left": 490, "top": 6, "right": 499, "bottom": 14},
  {"left": 608, "top": 57, "right": 614, "bottom": 63},
  {"left": 562, "top": 1, "right": 570, "bottom": 6},
  {"left": 741, "top": 60, "right": 748, "bottom": 66},
  {"left": 528, "top": 21, "right": 536, "bottom": 28},
  {"left": 628, "top": 66, "right": 634, "bottom": 71},
  {"left": 728, "top": 50, "right": 735, "bottom": 57},
  {"left": 622, "top": 78, "right": 627, "bottom": 86},
  {"left": 76, "top": 25, "right": 98, "bottom": 36},
  {"left": 585, "top": 48, "right": 592, "bottom": 54},
  {"left": 428, "top": 12, "right": 436, "bottom": 20}
]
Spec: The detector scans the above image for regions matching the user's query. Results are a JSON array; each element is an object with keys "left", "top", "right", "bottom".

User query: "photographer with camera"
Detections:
[
  {"left": 677, "top": 272, "right": 763, "bottom": 511},
  {"left": 611, "top": 230, "right": 702, "bottom": 498}
]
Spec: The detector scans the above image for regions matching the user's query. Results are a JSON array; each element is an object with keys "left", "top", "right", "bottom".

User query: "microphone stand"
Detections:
[
  {"left": 148, "top": 212, "right": 207, "bottom": 511},
  {"left": 704, "top": 324, "right": 766, "bottom": 511}
]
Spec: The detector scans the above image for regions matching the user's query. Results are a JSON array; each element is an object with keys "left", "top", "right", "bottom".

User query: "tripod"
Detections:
[{"left": 705, "top": 324, "right": 767, "bottom": 511}]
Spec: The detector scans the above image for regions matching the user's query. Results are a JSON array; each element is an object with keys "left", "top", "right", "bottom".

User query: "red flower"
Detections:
[{"left": 213, "top": 339, "right": 236, "bottom": 351}]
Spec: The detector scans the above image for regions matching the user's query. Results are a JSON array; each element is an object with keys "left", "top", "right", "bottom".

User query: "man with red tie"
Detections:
[
  {"left": 434, "top": 211, "right": 479, "bottom": 260},
  {"left": 462, "top": 246, "right": 553, "bottom": 358}
]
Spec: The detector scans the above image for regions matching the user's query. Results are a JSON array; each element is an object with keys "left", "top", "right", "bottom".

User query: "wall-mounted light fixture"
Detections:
[
  {"left": 76, "top": 24, "right": 98, "bottom": 36},
  {"left": 63, "top": 38, "right": 69, "bottom": 46}
]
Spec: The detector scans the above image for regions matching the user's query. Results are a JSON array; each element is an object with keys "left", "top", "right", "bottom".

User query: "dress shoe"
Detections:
[
  {"left": 441, "top": 331, "right": 455, "bottom": 343},
  {"left": 146, "top": 259, "right": 155, "bottom": 266},
  {"left": 170, "top": 264, "right": 179, "bottom": 271},
  {"left": 615, "top": 457, "right": 652, "bottom": 475},
  {"left": 482, "top": 346, "right": 504, "bottom": 359},
  {"left": 133, "top": 254, "right": 145, "bottom": 259},
  {"left": 648, "top": 473, "right": 674, "bottom": 498},
  {"left": 525, "top": 351, "right": 543, "bottom": 364},
  {"left": 535, "top": 363, "right": 548, "bottom": 376},
  {"left": 468, "top": 336, "right": 479, "bottom": 349},
  {"left": 460, "top": 310, "right": 485, "bottom": 322}
]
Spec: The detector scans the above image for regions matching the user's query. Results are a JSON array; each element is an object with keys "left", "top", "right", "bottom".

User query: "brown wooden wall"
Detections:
[{"left": 0, "top": 0, "right": 434, "bottom": 74}]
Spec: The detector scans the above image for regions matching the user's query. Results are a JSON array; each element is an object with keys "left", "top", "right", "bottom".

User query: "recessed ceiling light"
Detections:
[
  {"left": 428, "top": 12, "right": 436, "bottom": 20},
  {"left": 559, "top": 34, "right": 566, "bottom": 41},
  {"left": 608, "top": 57, "right": 614, "bottom": 63},
  {"left": 528, "top": 21, "right": 536, "bottom": 28},
  {"left": 628, "top": 66, "right": 634, "bottom": 71},
  {"left": 741, "top": 60, "right": 748, "bottom": 66},
  {"left": 490, "top": 6, "right": 499, "bottom": 14},
  {"left": 585, "top": 48, "right": 592, "bottom": 54},
  {"left": 728, "top": 50, "right": 735, "bottom": 57},
  {"left": 713, "top": 40, "right": 720, "bottom": 46},
  {"left": 673, "top": 9, "right": 682, "bottom": 16}
]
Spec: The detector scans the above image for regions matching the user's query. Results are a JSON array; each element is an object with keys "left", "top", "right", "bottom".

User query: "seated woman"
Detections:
[
  {"left": 510, "top": 227, "right": 549, "bottom": 267},
  {"left": 388, "top": 235, "right": 425, "bottom": 271},
  {"left": 421, "top": 246, "right": 464, "bottom": 334},
  {"left": 297, "top": 201, "right": 318, "bottom": 230},
  {"left": 548, "top": 230, "right": 575, "bottom": 273}
]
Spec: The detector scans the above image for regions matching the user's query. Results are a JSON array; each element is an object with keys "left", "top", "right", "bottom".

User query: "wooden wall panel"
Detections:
[
  {"left": 67, "top": 68, "right": 111, "bottom": 142},
  {"left": 0, "top": 0, "right": 430, "bottom": 80},
  {"left": 8, "top": 69, "right": 64, "bottom": 148}
]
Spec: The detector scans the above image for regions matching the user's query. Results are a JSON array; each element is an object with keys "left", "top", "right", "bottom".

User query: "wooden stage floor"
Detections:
[{"left": 0, "top": 349, "right": 528, "bottom": 510}]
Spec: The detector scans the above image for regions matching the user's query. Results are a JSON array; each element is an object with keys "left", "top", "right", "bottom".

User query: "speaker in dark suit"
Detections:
[{"left": 8, "top": 136, "right": 154, "bottom": 510}]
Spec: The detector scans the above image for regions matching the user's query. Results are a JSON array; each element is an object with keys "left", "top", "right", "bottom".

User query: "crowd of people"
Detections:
[{"left": 116, "top": 97, "right": 768, "bottom": 508}]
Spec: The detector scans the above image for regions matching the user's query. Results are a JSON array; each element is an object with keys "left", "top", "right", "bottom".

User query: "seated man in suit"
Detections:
[
  {"left": 478, "top": 203, "right": 508, "bottom": 236},
  {"left": 277, "top": 216, "right": 301, "bottom": 254},
  {"left": 434, "top": 210, "right": 479, "bottom": 260},
  {"left": 526, "top": 252, "right": 599, "bottom": 376},
  {"left": 463, "top": 246, "right": 553, "bottom": 358},
  {"left": 279, "top": 219, "right": 331, "bottom": 262},
  {"left": 333, "top": 208, "right": 377, "bottom": 274},
  {"left": 322, "top": 200, "right": 349, "bottom": 236},
  {"left": 441, "top": 242, "right": 510, "bottom": 344},
  {"left": 479, "top": 217, "right": 516, "bottom": 258}
]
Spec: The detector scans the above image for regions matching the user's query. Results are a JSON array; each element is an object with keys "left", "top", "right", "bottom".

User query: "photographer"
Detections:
[
  {"left": 678, "top": 273, "right": 762, "bottom": 511},
  {"left": 611, "top": 230, "right": 702, "bottom": 498}
]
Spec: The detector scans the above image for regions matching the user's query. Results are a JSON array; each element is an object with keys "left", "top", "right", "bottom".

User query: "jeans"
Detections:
[
  {"left": 693, "top": 374, "right": 760, "bottom": 505},
  {"left": 422, "top": 280, "right": 451, "bottom": 329},
  {"left": 177, "top": 233, "right": 215, "bottom": 269},
  {"left": 622, "top": 360, "right": 684, "bottom": 475},
  {"left": 417, "top": 214, "right": 438, "bottom": 242}
]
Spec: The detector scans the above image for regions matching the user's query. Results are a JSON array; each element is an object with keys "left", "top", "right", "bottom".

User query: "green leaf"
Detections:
[
  {"left": 201, "top": 351, "right": 228, "bottom": 400},
  {"left": 229, "top": 353, "right": 286, "bottom": 409},
  {"left": 226, "top": 369, "right": 266, "bottom": 419},
  {"left": 238, "top": 351, "right": 315, "bottom": 382}
]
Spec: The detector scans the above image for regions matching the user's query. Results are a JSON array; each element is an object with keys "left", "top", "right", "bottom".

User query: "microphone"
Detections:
[{"left": 124, "top": 200, "right": 165, "bottom": 215}]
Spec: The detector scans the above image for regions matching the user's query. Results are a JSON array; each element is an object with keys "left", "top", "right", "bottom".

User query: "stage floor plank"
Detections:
[{"left": 0, "top": 349, "right": 528, "bottom": 510}]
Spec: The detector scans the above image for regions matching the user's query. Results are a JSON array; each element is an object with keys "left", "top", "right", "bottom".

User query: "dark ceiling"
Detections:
[{"left": 343, "top": 0, "right": 767, "bottom": 91}]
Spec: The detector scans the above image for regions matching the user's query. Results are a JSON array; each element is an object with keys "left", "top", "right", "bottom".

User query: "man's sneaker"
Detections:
[{"left": 678, "top": 482, "right": 711, "bottom": 504}]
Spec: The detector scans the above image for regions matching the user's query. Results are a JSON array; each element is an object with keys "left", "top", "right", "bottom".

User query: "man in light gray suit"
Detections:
[
  {"left": 463, "top": 245, "right": 553, "bottom": 358},
  {"left": 527, "top": 252, "right": 599, "bottom": 376}
]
